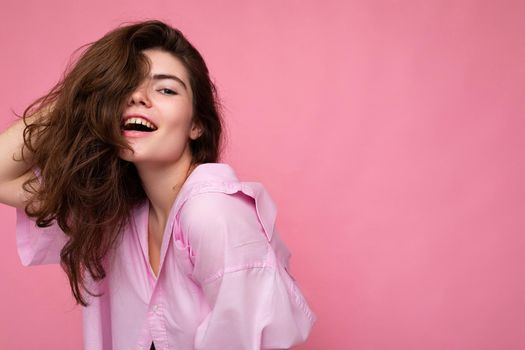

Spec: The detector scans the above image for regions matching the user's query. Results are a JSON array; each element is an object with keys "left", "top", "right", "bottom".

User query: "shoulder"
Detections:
[
  {"left": 179, "top": 189, "right": 257, "bottom": 230},
  {"left": 178, "top": 180, "right": 278, "bottom": 243},
  {"left": 179, "top": 182, "right": 278, "bottom": 247}
]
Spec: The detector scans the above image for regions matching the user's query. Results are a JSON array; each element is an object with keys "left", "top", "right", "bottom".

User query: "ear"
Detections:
[{"left": 190, "top": 120, "right": 203, "bottom": 140}]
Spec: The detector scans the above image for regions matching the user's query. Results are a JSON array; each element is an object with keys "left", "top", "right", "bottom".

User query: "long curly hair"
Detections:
[{"left": 15, "top": 19, "right": 225, "bottom": 307}]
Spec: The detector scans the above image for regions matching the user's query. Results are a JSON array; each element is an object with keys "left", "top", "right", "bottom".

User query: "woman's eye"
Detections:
[{"left": 159, "top": 88, "right": 176, "bottom": 95}]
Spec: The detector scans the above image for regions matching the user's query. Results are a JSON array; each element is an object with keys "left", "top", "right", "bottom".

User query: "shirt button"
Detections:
[{"left": 153, "top": 304, "right": 161, "bottom": 315}]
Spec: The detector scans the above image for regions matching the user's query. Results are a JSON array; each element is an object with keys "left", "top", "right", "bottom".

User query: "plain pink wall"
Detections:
[{"left": 1, "top": 1, "right": 524, "bottom": 349}]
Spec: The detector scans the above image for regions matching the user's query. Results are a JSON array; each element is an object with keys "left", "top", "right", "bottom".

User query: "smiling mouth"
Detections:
[
  {"left": 122, "top": 118, "right": 157, "bottom": 132},
  {"left": 122, "top": 123, "right": 157, "bottom": 132}
]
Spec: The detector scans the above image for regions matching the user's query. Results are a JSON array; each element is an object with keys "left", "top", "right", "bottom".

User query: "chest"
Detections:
[{"left": 148, "top": 218, "right": 164, "bottom": 278}]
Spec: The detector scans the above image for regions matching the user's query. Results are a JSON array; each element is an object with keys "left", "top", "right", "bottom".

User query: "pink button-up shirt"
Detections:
[{"left": 15, "top": 162, "right": 317, "bottom": 349}]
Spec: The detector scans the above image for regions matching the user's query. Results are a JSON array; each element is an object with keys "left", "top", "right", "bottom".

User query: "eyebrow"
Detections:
[{"left": 150, "top": 73, "right": 187, "bottom": 90}]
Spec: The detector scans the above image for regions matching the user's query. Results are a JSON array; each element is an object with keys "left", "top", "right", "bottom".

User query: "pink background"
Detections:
[{"left": 1, "top": 1, "right": 524, "bottom": 349}]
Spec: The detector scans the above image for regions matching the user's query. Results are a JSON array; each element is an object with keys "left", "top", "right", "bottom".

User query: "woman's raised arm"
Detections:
[{"left": 0, "top": 107, "right": 49, "bottom": 209}]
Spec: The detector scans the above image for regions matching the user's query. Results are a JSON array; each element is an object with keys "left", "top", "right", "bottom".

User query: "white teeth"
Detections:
[{"left": 124, "top": 117, "right": 157, "bottom": 130}]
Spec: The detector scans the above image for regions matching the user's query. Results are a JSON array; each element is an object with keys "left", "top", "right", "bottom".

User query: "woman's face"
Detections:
[{"left": 119, "top": 48, "right": 201, "bottom": 164}]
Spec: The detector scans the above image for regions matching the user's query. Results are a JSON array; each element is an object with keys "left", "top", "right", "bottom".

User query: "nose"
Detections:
[{"left": 127, "top": 83, "right": 152, "bottom": 107}]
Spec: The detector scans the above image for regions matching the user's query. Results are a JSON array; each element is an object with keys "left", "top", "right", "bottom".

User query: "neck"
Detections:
[{"left": 134, "top": 151, "right": 197, "bottom": 228}]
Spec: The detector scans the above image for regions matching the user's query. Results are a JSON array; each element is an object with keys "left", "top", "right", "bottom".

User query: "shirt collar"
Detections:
[
  {"left": 174, "top": 162, "right": 241, "bottom": 218},
  {"left": 182, "top": 162, "right": 239, "bottom": 189},
  {"left": 135, "top": 162, "right": 241, "bottom": 255}
]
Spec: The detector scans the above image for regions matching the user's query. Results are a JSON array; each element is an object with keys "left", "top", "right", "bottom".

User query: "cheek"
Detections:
[{"left": 162, "top": 116, "right": 195, "bottom": 137}]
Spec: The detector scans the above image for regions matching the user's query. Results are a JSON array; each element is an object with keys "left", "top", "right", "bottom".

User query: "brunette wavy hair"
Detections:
[{"left": 15, "top": 19, "right": 225, "bottom": 307}]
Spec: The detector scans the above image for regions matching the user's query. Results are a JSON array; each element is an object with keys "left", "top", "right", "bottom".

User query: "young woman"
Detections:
[{"left": 0, "top": 19, "right": 316, "bottom": 349}]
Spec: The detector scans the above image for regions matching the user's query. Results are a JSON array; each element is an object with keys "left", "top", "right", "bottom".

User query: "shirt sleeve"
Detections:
[
  {"left": 179, "top": 185, "right": 317, "bottom": 350},
  {"left": 16, "top": 208, "right": 67, "bottom": 266},
  {"left": 15, "top": 167, "right": 68, "bottom": 266}
]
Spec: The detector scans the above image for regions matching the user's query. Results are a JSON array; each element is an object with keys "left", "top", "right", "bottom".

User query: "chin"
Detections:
[
  {"left": 119, "top": 149, "right": 146, "bottom": 164},
  {"left": 118, "top": 149, "right": 135, "bottom": 162},
  {"left": 118, "top": 148, "right": 186, "bottom": 165}
]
